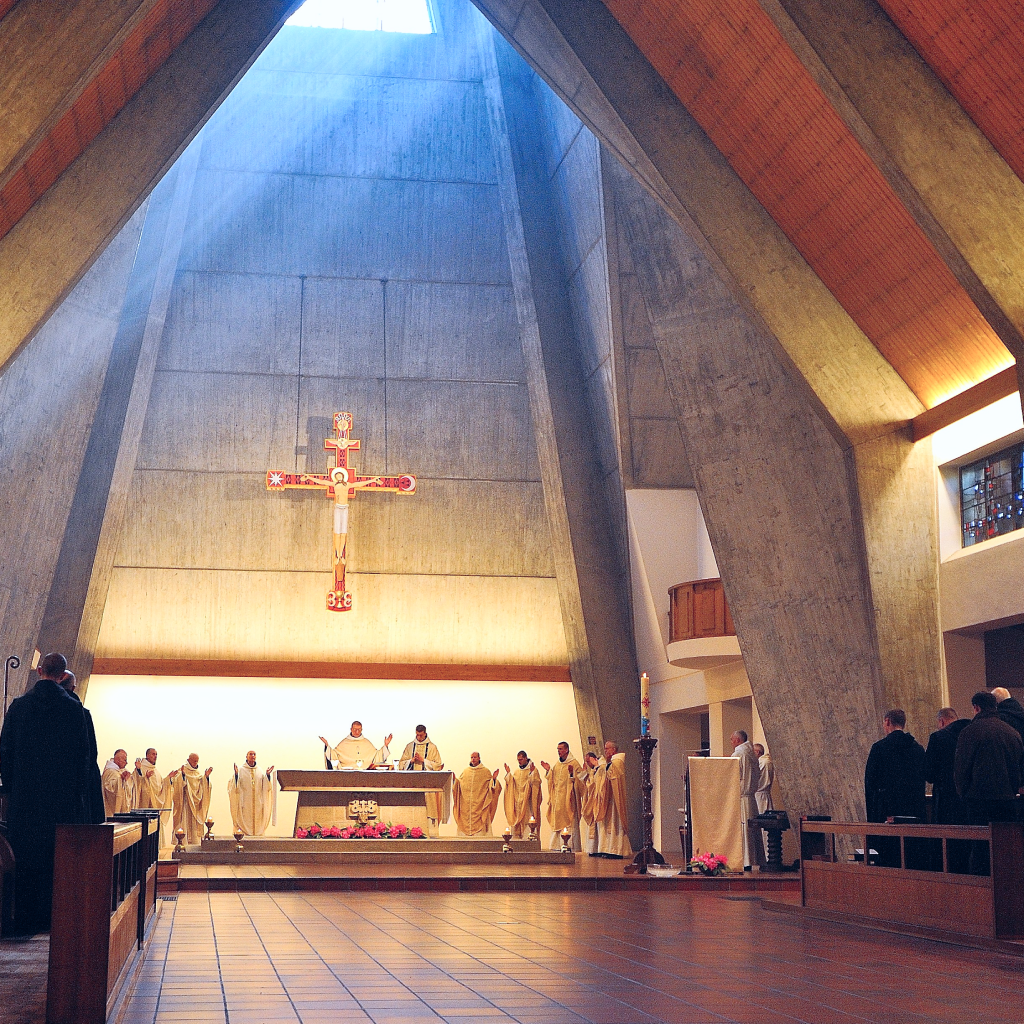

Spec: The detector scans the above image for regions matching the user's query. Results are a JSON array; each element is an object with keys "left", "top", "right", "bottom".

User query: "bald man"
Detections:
[
  {"left": 993, "top": 687, "right": 1024, "bottom": 745},
  {"left": 101, "top": 749, "right": 135, "bottom": 817}
]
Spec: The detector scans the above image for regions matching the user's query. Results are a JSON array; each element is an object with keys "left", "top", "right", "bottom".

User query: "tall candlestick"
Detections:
[{"left": 640, "top": 672, "right": 650, "bottom": 736}]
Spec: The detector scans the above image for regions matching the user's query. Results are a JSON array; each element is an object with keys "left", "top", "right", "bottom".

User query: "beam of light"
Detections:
[{"left": 287, "top": 0, "right": 434, "bottom": 33}]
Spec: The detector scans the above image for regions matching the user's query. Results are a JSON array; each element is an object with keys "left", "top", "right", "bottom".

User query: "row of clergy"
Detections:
[
  {"left": 102, "top": 732, "right": 633, "bottom": 856},
  {"left": 320, "top": 724, "right": 632, "bottom": 856}
]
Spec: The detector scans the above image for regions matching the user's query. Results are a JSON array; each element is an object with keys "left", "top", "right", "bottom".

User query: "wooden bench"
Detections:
[
  {"left": 46, "top": 813, "right": 161, "bottom": 1024},
  {"left": 800, "top": 819, "right": 1024, "bottom": 940}
]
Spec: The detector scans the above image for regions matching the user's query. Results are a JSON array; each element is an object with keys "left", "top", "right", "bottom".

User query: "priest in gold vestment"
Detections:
[
  {"left": 399, "top": 725, "right": 445, "bottom": 836},
  {"left": 591, "top": 741, "right": 633, "bottom": 858},
  {"left": 319, "top": 721, "right": 392, "bottom": 768},
  {"left": 102, "top": 749, "right": 135, "bottom": 817},
  {"left": 134, "top": 748, "right": 173, "bottom": 849},
  {"left": 503, "top": 751, "right": 542, "bottom": 839},
  {"left": 170, "top": 753, "right": 212, "bottom": 844},
  {"left": 540, "top": 741, "right": 586, "bottom": 851},
  {"left": 227, "top": 750, "right": 276, "bottom": 836},
  {"left": 452, "top": 752, "right": 501, "bottom": 836}
]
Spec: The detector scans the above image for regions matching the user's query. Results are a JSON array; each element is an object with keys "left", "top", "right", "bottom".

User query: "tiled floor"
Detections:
[{"left": 114, "top": 892, "right": 1024, "bottom": 1024}]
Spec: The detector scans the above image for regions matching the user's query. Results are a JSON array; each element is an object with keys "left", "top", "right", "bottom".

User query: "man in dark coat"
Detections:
[
  {"left": 0, "top": 653, "right": 96, "bottom": 934},
  {"left": 955, "top": 690, "right": 1024, "bottom": 874},
  {"left": 925, "top": 707, "right": 970, "bottom": 872},
  {"left": 864, "top": 709, "right": 926, "bottom": 867},
  {"left": 993, "top": 687, "right": 1024, "bottom": 746},
  {"left": 58, "top": 671, "right": 107, "bottom": 825}
]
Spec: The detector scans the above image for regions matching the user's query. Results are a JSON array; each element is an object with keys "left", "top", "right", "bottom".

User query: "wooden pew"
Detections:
[
  {"left": 800, "top": 819, "right": 1024, "bottom": 941},
  {"left": 46, "top": 815, "right": 161, "bottom": 1024}
]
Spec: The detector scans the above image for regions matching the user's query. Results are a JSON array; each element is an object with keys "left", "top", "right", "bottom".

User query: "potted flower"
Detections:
[{"left": 689, "top": 851, "right": 728, "bottom": 876}]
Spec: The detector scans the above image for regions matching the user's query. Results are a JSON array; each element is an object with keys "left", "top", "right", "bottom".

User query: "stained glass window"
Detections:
[{"left": 960, "top": 441, "right": 1024, "bottom": 547}]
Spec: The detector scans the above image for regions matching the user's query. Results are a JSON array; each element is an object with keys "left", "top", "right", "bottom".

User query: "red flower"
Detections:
[
  {"left": 295, "top": 827, "right": 309, "bottom": 839},
  {"left": 409, "top": 826, "right": 424, "bottom": 839}
]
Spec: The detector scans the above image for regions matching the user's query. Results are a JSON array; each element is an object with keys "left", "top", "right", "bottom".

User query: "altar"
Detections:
[{"left": 277, "top": 769, "right": 452, "bottom": 833}]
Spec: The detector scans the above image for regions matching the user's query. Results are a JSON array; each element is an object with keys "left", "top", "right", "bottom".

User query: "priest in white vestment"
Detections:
[
  {"left": 731, "top": 730, "right": 766, "bottom": 869},
  {"left": 399, "top": 725, "right": 445, "bottom": 837},
  {"left": 503, "top": 751, "right": 542, "bottom": 839},
  {"left": 170, "top": 753, "right": 212, "bottom": 844},
  {"left": 452, "top": 752, "right": 501, "bottom": 836},
  {"left": 591, "top": 742, "right": 633, "bottom": 858},
  {"left": 227, "top": 750, "right": 276, "bottom": 836},
  {"left": 541, "top": 741, "right": 586, "bottom": 851},
  {"left": 102, "top": 749, "right": 135, "bottom": 817},
  {"left": 319, "top": 721, "right": 392, "bottom": 768},
  {"left": 754, "top": 743, "right": 774, "bottom": 813},
  {"left": 133, "top": 748, "right": 173, "bottom": 849},
  {"left": 579, "top": 756, "right": 599, "bottom": 854}
]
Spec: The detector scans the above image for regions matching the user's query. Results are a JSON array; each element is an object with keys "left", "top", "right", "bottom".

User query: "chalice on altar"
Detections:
[
  {"left": 502, "top": 826, "right": 513, "bottom": 854},
  {"left": 203, "top": 818, "right": 215, "bottom": 841},
  {"left": 560, "top": 826, "right": 573, "bottom": 854},
  {"left": 234, "top": 828, "right": 245, "bottom": 854}
]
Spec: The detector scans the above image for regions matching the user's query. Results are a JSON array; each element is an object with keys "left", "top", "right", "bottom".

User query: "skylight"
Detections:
[{"left": 286, "top": 0, "right": 435, "bottom": 33}]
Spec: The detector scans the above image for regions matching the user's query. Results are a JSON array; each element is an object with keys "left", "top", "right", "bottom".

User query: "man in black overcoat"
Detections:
[
  {"left": 0, "top": 653, "right": 97, "bottom": 934},
  {"left": 58, "top": 670, "right": 107, "bottom": 824},
  {"left": 864, "top": 708, "right": 926, "bottom": 867},
  {"left": 925, "top": 707, "right": 970, "bottom": 871}
]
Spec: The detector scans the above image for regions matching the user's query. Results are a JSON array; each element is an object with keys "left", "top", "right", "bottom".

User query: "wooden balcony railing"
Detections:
[{"left": 668, "top": 578, "right": 735, "bottom": 643}]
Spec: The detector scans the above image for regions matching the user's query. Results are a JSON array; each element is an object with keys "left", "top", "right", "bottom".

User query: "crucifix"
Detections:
[{"left": 266, "top": 412, "right": 416, "bottom": 611}]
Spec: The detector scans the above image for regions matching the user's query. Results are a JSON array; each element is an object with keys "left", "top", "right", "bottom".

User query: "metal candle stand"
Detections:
[{"left": 628, "top": 735, "right": 665, "bottom": 874}]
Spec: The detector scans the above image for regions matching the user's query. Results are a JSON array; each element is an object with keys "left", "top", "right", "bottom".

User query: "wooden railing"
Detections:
[
  {"left": 46, "top": 812, "right": 161, "bottom": 1024},
  {"left": 800, "top": 819, "right": 1024, "bottom": 940},
  {"left": 668, "top": 578, "right": 735, "bottom": 643}
]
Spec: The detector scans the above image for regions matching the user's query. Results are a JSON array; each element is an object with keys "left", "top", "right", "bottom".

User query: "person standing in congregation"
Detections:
[
  {"left": 753, "top": 742, "right": 774, "bottom": 813},
  {"left": 503, "top": 751, "right": 542, "bottom": 839},
  {"left": 101, "top": 748, "right": 136, "bottom": 817},
  {"left": 319, "top": 721, "right": 392, "bottom": 768},
  {"left": 399, "top": 725, "right": 444, "bottom": 836},
  {"left": 925, "top": 707, "right": 971, "bottom": 872},
  {"left": 57, "top": 669, "right": 105, "bottom": 822},
  {"left": 134, "top": 748, "right": 174, "bottom": 850},
  {"left": 590, "top": 740, "right": 632, "bottom": 858},
  {"left": 452, "top": 752, "right": 501, "bottom": 836},
  {"left": 540, "top": 741, "right": 586, "bottom": 850},
  {"left": 171, "top": 753, "right": 212, "bottom": 844},
  {"left": 0, "top": 653, "right": 98, "bottom": 933},
  {"left": 993, "top": 687, "right": 1024, "bottom": 745},
  {"left": 731, "top": 730, "right": 766, "bottom": 870},
  {"left": 954, "top": 691, "right": 1024, "bottom": 873},
  {"left": 864, "top": 709, "right": 926, "bottom": 867},
  {"left": 227, "top": 750, "right": 275, "bottom": 837}
]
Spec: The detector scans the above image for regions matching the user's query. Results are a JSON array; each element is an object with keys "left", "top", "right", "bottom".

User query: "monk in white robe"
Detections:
[
  {"left": 754, "top": 743, "right": 774, "bottom": 813},
  {"left": 228, "top": 750, "right": 275, "bottom": 836},
  {"left": 541, "top": 741, "right": 586, "bottom": 851},
  {"left": 319, "top": 720, "right": 392, "bottom": 768},
  {"left": 170, "top": 753, "right": 212, "bottom": 845},
  {"left": 102, "top": 749, "right": 135, "bottom": 817},
  {"left": 452, "top": 753, "right": 501, "bottom": 836},
  {"left": 592, "top": 741, "right": 632, "bottom": 858},
  {"left": 503, "top": 751, "right": 542, "bottom": 839},
  {"left": 399, "top": 725, "right": 445, "bottom": 836},
  {"left": 731, "top": 730, "right": 766, "bottom": 869},
  {"left": 579, "top": 756, "right": 600, "bottom": 854},
  {"left": 134, "top": 748, "right": 173, "bottom": 850}
]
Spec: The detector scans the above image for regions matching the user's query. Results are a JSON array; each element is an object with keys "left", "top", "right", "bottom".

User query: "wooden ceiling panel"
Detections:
[
  {"left": 603, "top": 0, "right": 1014, "bottom": 407},
  {"left": 877, "top": 1, "right": 1024, "bottom": 183},
  {"left": 0, "top": 0, "right": 217, "bottom": 243}
]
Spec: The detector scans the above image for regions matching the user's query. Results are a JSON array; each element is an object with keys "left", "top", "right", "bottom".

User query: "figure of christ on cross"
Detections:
[{"left": 267, "top": 412, "right": 416, "bottom": 611}]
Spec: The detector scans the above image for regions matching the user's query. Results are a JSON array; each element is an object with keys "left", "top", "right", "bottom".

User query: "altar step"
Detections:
[
  {"left": 176, "top": 836, "right": 556, "bottom": 865},
  {"left": 157, "top": 856, "right": 802, "bottom": 895}
]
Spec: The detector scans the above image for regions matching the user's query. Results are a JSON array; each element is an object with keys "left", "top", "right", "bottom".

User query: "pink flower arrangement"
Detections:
[
  {"left": 689, "top": 851, "right": 728, "bottom": 876},
  {"left": 293, "top": 822, "right": 427, "bottom": 839}
]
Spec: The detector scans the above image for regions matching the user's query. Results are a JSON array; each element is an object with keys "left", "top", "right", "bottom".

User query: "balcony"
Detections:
[{"left": 666, "top": 578, "right": 742, "bottom": 669}]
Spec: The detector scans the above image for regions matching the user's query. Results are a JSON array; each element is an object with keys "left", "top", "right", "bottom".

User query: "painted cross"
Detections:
[{"left": 266, "top": 412, "right": 416, "bottom": 611}]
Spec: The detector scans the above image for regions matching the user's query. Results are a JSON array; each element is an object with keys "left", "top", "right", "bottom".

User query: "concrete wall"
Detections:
[{"left": 94, "top": 2, "right": 567, "bottom": 668}]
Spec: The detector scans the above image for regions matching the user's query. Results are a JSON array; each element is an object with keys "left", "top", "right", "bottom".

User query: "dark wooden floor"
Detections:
[{"left": 5, "top": 891, "right": 1024, "bottom": 1023}]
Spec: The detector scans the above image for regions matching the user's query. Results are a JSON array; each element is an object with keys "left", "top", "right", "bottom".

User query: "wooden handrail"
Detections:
[
  {"left": 668, "top": 578, "right": 735, "bottom": 643},
  {"left": 800, "top": 820, "right": 990, "bottom": 841},
  {"left": 46, "top": 816, "right": 161, "bottom": 1024}
]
